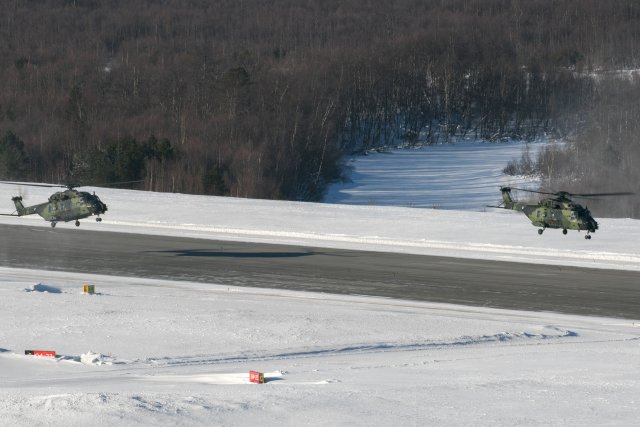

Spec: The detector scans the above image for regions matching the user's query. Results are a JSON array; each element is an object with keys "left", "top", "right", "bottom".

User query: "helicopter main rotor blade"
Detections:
[
  {"left": 1, "top": 180, "right": 145, "bottom": 190},
  {"left": 0, "top": 181, "right": 65, "bottom": 188},
  {"left": 570, "top": 192, "right": 635, "bottom": 197},
  {"left": 508, "top": 186, "right": 635, "bottom": 198},
  {"left": 507, "top": 187, "right": 557, "bottom": 195},
  {"left": 87, "top": 180, "right": 145, "bottom": 188}
]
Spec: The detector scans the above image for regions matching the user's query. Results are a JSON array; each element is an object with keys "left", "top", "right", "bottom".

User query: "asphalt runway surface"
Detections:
[{"left": 0, "top": 223, "right": 638, "bottom": 319}]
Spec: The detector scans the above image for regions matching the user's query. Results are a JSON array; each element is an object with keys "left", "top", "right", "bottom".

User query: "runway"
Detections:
[{"left": 0, "top": 224, "right": 638, "bottom": 319}]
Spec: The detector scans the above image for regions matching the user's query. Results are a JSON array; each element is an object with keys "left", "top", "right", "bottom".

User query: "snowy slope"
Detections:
[{"left": 325, "top": 139, "right": 548, "bottom": 209}]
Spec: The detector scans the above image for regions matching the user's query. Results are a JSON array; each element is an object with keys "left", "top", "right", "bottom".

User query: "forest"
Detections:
[{"left": 0, "top": 0, "right": 639, "bottom": 215}]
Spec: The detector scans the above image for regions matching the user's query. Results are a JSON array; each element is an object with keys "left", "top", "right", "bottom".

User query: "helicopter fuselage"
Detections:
[
  {"left": 512, "top": 198, "right": 598, "bottom": 233},
  {"left": 498, "top": 187, "right": 599, "bottom": 238},
  {"left": 12, "top": 189, "right": 108, "bottom": 226}
]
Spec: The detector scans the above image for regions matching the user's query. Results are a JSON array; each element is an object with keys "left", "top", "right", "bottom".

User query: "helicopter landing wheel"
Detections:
[
  {"left": 96, "top": 217, "right": 102, "bottom": 222},
  {"left": 75, "top": 220, "right": 80, "bottom": 227},
  {"left": 562, "top": 229, "right": 568, "bottom": 235},
  {"left": 538, "top": 229, "right": 544, "bottom": 235},
  {"left": 585, "top": 234, "right": 592, "bottom": 240},
  {"left": 50, "top": 222, "right": 56, "bottom": 228}
]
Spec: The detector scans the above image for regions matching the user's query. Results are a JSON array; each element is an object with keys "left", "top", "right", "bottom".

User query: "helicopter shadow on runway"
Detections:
[{"left": 149, "top": 249, "right": 317, "bottom": 259}]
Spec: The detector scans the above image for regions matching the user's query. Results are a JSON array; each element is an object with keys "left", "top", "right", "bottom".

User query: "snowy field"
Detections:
[
  {"left": 1, "top": 268, "right": 639, "bottom": 426},
  {"left": 325, "top": 139, "right": 548, "bottom": 209},
  {"left": 1, "top": 141, "right": 640, "bottom": 426}
]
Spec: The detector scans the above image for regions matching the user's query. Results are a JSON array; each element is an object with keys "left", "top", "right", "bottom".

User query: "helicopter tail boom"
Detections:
[
  {"left": 11, "top": 196, "right": 39, "bottom": 216},
  {"left": 495, "top": 187, "right": 531, "bottom": 213}
]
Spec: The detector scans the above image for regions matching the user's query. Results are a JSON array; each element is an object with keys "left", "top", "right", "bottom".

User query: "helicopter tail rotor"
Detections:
[
  {"left": 17, "top": 185, "right": 28, "bottom": 201},
  {"left": 11, "top": 196, "right": 27, "bottom": 216},
  {"left": 499, "top": 187, "right": 515, "bottom": 208}
]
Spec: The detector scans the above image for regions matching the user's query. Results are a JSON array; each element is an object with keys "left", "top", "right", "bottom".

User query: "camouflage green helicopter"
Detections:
[
  {"left": 492, "top": 187, "right": 633, "bottom": 239},
  {"left": 1, "top": 181, "right": 138, "bottom": 228}
]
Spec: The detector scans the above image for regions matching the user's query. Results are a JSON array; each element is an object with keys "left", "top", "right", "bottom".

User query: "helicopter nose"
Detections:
[{"left": 96, "top": 201, "right": 108, "bottom": 214}]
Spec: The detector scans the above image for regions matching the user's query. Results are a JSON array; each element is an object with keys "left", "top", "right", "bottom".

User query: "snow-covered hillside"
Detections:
[{"left": 325, "top": 139, "right": 548, "bottom": 209}]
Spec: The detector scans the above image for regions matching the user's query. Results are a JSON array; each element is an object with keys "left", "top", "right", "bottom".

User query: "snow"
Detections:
[
  {"left": 577, "top": 67, "right": 640, "bottom": 82},
  {"left": 325, "top": 139, "right": 547, "bottom": 210},
  {"left": 1, "top": 141, "right": 640, "bottom": 426},
  {"left": 1, "top": 268, "right": 639, "bottom": 426}
]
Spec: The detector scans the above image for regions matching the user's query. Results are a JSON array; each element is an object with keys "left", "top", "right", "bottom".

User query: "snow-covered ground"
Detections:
[
  {"left": 1, "top": 268, "right": 639, "bottom": 426},
  {"left": 1, "top": 141, "right": 639, "bottom": 426},
  {"left": 325, "top": 139, "right": 547, "bottom": 209}
]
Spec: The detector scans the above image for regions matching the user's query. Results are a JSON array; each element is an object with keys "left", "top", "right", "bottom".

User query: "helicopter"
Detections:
[
  {"left": 0, "top": 181, "right": 139, "bottom": 228},
  {"left": 490, "top": 186, "right": 634, "bottom": 239}
]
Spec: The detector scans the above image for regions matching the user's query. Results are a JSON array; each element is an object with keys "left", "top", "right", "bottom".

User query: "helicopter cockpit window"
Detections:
[{"left": 570, "top": 211, "right": 577, "bottom": 220}]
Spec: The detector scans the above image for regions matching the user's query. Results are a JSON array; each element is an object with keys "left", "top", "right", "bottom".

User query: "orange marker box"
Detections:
[
  {"left": 249, "top": 370, "right": 264, "bottom": 384},
  {"left": 25, "top": 350, "right": 56, "bottom": 357}
]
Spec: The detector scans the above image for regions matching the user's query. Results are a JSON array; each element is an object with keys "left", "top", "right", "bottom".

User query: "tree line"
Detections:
[
  {"left": 0, "top": 0, "right": 638, "bottom": 210},
  {"left": 536, "top": 78, "right": 640, "bottom": 218}
]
